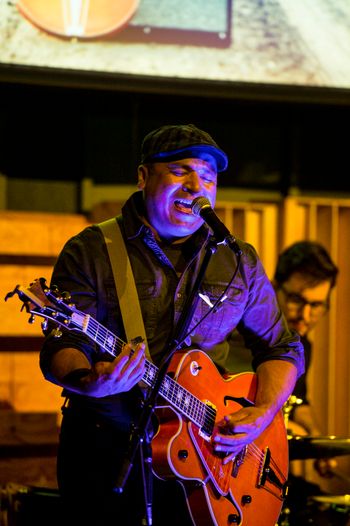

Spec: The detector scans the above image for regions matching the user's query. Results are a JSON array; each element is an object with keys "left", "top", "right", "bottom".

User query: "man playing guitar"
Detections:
[{"left": 36, "top": 124, "right": 304, "bottom": 525}]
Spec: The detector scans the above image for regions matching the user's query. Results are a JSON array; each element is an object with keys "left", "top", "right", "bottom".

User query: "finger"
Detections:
[
  {"left": 135, "top": 342, "right": 146, "bottom": 352},
  {"left": 126, "top": 348, "right": 145, "bottom": 375},
  {"left": 223, "top": 452, "right": 237, "bottom": 465},
  {"left": 212, "top": 432, "right": 247, "bottom": 448},
  {"left": 111, "top": 355, "right": 130, "bottom": 376},
  {"left": 125, "top": 346, "right": 146, "bottom": 376},
  {"left": 120, "top": 342, "right": 145, "bottom": 362},
  {"left": 116, "top": 343, "right": 144, "bottom": 369},
  {"left": 213, "top": 443, "right": 245, "bottom": 460},
  {"left": 120, "top": 342, "right": 133, "bottom": 358}
]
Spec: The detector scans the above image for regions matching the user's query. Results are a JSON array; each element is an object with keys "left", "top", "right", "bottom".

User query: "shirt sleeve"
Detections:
[
  {"left": 39, "top": 225, "right": 117, "bottom": 381},
  {"left": 235, "top": 244, "right": 305, "bottom": 379}
]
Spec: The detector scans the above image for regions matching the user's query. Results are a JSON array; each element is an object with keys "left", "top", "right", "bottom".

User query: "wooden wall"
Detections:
[{"left": 0, "top": 211, "right": 89, "bottom": 415}]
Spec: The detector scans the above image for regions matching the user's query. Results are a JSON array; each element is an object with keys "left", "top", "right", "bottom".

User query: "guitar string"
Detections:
[
  {"left": 244, "top": 441, "right": 282, "bottom": 470},
  {"left": 249, "top": 438, "right": 286, "bottom": 471},
  {"left": 244, "top": 443, "right": 287, "bottom": 483}
]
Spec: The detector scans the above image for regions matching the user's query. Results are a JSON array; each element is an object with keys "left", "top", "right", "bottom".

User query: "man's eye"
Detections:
[
  {"left": 201, "top": 176, "right": 215, "bottom": 183},
  {"left": 288, "top": 295, "right": 304, "bottom": 304}
]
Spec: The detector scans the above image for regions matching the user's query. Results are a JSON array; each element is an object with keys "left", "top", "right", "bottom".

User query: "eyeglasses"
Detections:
[{"left": 279, "top": 285, "right": 329, "bottom": 317}]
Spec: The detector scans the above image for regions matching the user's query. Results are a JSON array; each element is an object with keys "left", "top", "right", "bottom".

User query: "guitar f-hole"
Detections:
[{"left": 224, "top": 395, "right": 254, "bottom": 408}]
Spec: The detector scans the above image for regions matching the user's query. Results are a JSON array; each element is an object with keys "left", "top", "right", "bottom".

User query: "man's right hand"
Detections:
[
  {"left": 88, "top": 342, "right": 146, "bottom": 397},
  {"left": 50, "top": 342, "right": 146, "bottom": 397}
]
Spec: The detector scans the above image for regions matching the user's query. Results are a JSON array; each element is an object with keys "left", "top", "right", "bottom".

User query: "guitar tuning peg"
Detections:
[
  {"left": 21, "top": 302, "right": 31, "bottom": 314},
  {"left": 61, "top": 291, "right": 71, "bottom": 302},
  {"left": 28, "top": 314, "right": 35, "bottom": 324},
  {"left": 51, "top": 328, "right": 63, "bottom": 338},
  {"left": 51, "top": 285, "right": 60, "bottom": 296}
]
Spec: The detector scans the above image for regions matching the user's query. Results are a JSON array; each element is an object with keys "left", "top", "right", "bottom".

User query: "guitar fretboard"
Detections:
[{"left": 85, "top": 314, "right": 216, "bottom": 437}]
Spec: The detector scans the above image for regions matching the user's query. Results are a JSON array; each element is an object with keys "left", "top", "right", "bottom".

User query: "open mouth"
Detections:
[{"left": 174, "top": 199, "right": 194, "bottom": 214}]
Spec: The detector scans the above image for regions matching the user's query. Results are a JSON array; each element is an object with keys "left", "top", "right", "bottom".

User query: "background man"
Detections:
[
  {"left": 273, "top": 240, "right": 338, "bottom": 444},
  {"left": 229, "top": 240, "right": 339, "bottom": 524}
]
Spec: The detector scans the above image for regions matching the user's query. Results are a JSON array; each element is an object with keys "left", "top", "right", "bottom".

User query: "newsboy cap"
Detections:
[{"left": 140, "top": 123, "right": 228, "bottom": 172}]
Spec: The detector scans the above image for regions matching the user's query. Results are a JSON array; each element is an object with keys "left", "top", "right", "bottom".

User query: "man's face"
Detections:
[
  {"left": 138, "top": 156, "right": 218, "bottom": 242},
  {"left": 275, "top": 272, "right": 331, "bottom": 337}
]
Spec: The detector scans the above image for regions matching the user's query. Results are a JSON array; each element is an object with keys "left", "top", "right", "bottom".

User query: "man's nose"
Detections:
[
  {"left": 182, "top": 171, "right": 201, "bottom": 193},
  {"left": 301, "top": 303, "right": 312, "bottom": 322}
]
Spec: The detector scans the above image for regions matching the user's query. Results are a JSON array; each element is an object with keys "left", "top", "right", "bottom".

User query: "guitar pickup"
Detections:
[{"left": 198, "top": 400, "right": 217, "bottom": 439}]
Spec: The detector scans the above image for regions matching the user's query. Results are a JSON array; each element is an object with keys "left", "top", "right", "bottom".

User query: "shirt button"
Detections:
[{"left": 176, "top": 292, "right": 182, "bottom": 299}]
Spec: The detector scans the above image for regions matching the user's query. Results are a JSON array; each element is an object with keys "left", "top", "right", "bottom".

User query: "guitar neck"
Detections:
[{"left": 84, "top": 315, "right": 214, "bottom": 436}]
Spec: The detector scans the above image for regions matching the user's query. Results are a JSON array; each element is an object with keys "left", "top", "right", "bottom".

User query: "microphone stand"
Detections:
[{"left": 113, "top": 235, "right": 220, "bottom": 524}]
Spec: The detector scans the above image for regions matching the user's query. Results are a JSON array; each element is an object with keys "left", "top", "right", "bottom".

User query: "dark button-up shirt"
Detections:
[{"left": 40, "top": 191, "right": 304, "bottom": 423}]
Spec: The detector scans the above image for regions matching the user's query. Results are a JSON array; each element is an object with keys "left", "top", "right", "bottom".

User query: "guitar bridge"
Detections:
[{"left": 258, "top": 447, "right": 288, "bottom": 498}]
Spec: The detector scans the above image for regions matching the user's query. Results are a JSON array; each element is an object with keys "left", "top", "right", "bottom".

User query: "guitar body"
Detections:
[
  {"left": 152, "top": 350, "right": 288, "bottom": 526},
  {"left": 17, "top": 0, "right": 139, "bottom": 39}
]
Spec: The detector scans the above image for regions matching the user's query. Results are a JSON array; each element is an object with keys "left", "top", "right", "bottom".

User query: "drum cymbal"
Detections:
[
  {"left": 288, "top": 435, "right": 350, "bottom": 460},
  {"left": 311, "top": 494, "right": 350, "bottom": 506}
]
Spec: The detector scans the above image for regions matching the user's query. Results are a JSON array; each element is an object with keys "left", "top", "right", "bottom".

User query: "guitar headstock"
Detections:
[{"left": 4, "top": 278, "right": 84, "bottom": 335}]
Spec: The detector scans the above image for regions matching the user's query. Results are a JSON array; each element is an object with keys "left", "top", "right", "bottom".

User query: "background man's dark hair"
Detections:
[{"left": 274, "top": 241, "right": 338, "bottom": 288}]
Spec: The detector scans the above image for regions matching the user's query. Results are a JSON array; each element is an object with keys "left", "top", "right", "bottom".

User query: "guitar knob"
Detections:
[
  {"left": 228, "top": 514, "right": 239, "bottom": 523},
  {"left": 62, "top": 291, "right": 71, "bottom": 301},
  {"left": 242, "top": 494, "right": 252, "bottom": 504},
  {"left": 178, "top": 449, "right": 188, "bottom": 459}
]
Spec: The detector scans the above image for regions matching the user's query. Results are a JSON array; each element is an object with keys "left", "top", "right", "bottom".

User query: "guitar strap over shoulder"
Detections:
[{"left": 98, "top": 217, "right": 151, "bottom": 361}]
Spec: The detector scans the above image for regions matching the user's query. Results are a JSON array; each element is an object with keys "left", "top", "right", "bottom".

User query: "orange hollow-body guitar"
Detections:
[
  {"left": 152, "top": 350, "right": 288, "bottom": 526},
  {"left": 6, "top": 279, "right": 289, "bottom": 526}
]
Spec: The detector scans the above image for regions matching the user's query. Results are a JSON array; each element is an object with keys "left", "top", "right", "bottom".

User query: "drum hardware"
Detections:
[
  {"left": 283, "top": 395, "right": 303, "bottom": 434},
  {"left": 0, "top": 483, "right": 61, "bottom": 526},
  {"left": 312, "top": 495, "right": 350, "bottom": 506},
  {"left": 288, "top": 435, "right": 350, "bottom": 460},
  {"left": 279, "top": 494, "right": 350, "bottom": 526},
  {"left": 277, "top": 506, "right": 291, "bottom": 526},
  {"left": 280, "top": 396, "right": 350, "bottom": 525},
  {"left": 308, "top": 494, "right": 350, "bottom": 526}
]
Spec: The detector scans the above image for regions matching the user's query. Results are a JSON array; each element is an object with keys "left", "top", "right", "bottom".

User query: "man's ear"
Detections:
[{"left": 137, "top": 164, "right": 148, "bottom": 190}]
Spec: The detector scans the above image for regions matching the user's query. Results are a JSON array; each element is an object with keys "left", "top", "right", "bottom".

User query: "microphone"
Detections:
[{"left": 191, "top": 196, "right": 242, "bottom": 255}]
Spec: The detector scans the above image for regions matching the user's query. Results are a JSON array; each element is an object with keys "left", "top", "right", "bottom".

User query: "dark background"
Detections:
[{"left": 1, "top": 67, "right": 350, "bottom": 205}]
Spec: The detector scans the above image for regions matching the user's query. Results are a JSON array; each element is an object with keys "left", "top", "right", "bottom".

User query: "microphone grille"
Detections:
[{"left": 191, "top": 196, "right": 211, "bottom": 216}]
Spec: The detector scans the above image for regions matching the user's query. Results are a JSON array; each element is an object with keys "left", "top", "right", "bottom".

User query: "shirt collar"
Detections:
[{"left": 121, "top": 191, "right": 211, "bottom": 247}]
